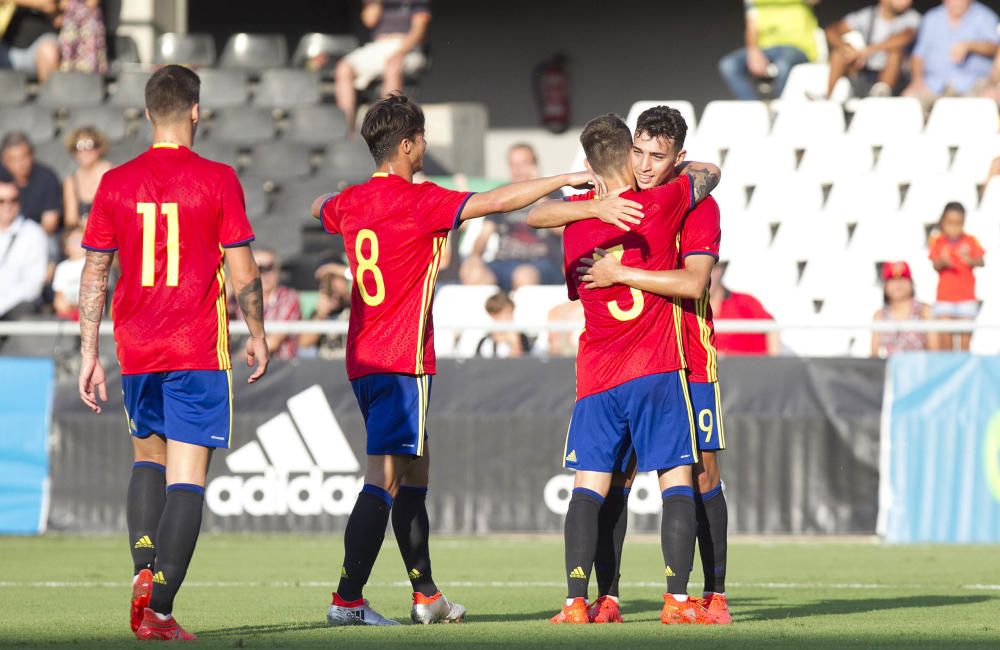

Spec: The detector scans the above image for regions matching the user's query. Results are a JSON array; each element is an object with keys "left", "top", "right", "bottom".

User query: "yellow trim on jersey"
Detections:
[
  {"left": 679, "top": 372, "right": 699, "bottom": 464},
  {"left": 696, "top": 293, "right": 718, "bottom": 383},
  {"left": 414, "top": 236, "right": 446, "bottom": 373},
  {"left": 151, "top": 142, "right": 180, "bottom": 149},
  {"left": 714, "top": 381, "right": 726, "bottom": 449},
  {"left": 225, "top": 368, "right": 234, "bottom": 447},
  {"left": 214, "top": 261, "right": 231, "bottom": 370},
  {"left": 372, "top": 172, "right": 390, "bottom": 178},
  {"left": 671, "top": 298, "right": 688, "bottom": 369}
]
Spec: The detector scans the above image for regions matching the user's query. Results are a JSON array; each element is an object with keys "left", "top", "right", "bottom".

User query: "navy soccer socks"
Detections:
[
  {"left": 594, "top": 487, "right": 629, "bottom": 598},
  {"left": 336, "top": 484, "right": 393, "bottom": 602},
  {"left": 661, "top": 485, "right": 697, "bottom": 596},
  {"left": 126, "top": 462, "right": 166, "bottom": 575},
  {"left": 392, "top": 486, "right": 438, "bottom": 597},
  {"left": 695, "top": 483, "right": 728, "bottom": 594},
  {"left": 148, "top": 483, "right": 204, "bottom": 614},
  {"left": 564, "top": 487, "right": 604, "bottom": 600}
]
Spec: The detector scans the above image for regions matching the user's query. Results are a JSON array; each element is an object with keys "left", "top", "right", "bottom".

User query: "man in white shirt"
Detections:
[{"left": 0, "top": 181, "right": 48, "bottom": 319}]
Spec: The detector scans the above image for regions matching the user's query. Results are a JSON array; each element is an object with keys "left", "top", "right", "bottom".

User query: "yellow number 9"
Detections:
[
  {"left": 602, "top": 245, "right": 644, "bottom": 321},
  {"left": 356, "top": 229, "right": 386, "bottom": 307},
  {"left": 698, "top": 408, "right": 714, "bottom": 444}
]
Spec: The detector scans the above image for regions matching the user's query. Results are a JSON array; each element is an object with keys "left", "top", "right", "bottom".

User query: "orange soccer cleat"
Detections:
[
  {"left": 130, "top": 569, "right": 153, "bottom": 633},
  {"left": 549, "top": 597, "right": 589, "bottom": 624},
  {"left": 660, "top": 594, "right": 706, "bottom": 625},
  {"left": 134, "top": 608, "right": 197, "bottom": 641},
  {"left": 588, "top": 596, "right": 623, "bottom": 623},
  {"left": 699, "top": 593, "right": 733, "bottom": 624}
]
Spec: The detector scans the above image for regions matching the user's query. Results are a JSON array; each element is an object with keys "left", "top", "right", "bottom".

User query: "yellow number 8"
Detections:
[
  {"left": 356, "top": 229, "right": 386, "bottom": 306},
  {"left": 601, "top": 245, "right": 643, "bottom": 321},
  {"left": 698, "top": 408, "right": 714, "bottom": 444}
]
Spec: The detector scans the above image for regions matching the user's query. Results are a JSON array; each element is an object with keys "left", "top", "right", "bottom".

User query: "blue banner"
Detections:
[
  {"left": 0, "top": 358, "right": 53, "bottom": 535},
  {"left": 880, "top": 353, "right": 1000, "bottom": 543}
]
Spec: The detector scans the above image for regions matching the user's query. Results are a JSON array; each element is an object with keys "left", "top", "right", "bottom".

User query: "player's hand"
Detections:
[
  {"left": 746, "top": 47, "right": 770, "bottom": 78},
  {"left": 78, "top": 355, "right": 108, "bottom": 414},
  {"left": 566, "top": 170, "right": 606, "bottom": 196},
  {"left": 577, "top": 248, "right": 624, "bottom": 289},
  {"left": 245, "top": 336, "right": 270, "bottom": 383},
  {"left": 592, "top": 186, "right": 644, "bottom": 231},
  {"left": 950, "top": 41, "right": 970, "bottom": 64}
]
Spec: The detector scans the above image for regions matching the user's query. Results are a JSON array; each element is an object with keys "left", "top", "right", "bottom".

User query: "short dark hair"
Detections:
[
  {"left": 145, "top": 65, "right": 200, "bottom": 124},
  {"left": 579, "top": 113, "right": 632, "bottom": 177},
  {"left": 942, "top": 201, "right": 966, "bottom": 218},
  {"left": 485, "top": 291, "right": 515, "bottom": 315},
  {"left": 1, "top": 131, "right": 33, "bottom": 153},
  {"left": 508, "top": 142, "right": 537, "bottom": 163},
  {"left": 635, "top": 105, "right": 688, "bottom": 152},
  {"left": 361, "top": 94, "right": 425, "bottom": 164}
]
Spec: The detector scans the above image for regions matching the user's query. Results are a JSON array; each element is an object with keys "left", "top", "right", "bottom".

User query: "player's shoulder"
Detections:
[{"left": 189, "top": 150, "right": 240, "bottom": 180}]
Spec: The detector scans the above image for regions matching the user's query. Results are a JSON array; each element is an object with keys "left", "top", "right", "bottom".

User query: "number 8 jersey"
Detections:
[
  {"left": 320, "top": 172, "right": 474, "bottom": 380},
  {"left": 81, "top": 144, "right": 255, "bottom": 375}
]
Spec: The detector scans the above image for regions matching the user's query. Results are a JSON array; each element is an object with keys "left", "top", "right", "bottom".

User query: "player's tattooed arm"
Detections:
[
  {"left": 676, "top": 162, "right": 721, "bottom": 205},
  {"left": 237, "top": 277, "right": 265, "bottom": 337},
  {"left": 226, "top": 243, "right": 270, "bottom": 383},
  {"left": 79, "top": 250, "right": 114, "bottom": 358}
]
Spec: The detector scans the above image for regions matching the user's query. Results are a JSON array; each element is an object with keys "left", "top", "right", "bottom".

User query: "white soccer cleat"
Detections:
[
  {"left": 327, "top": 595, "right": 401, "bottom": 626},
  {"left": 410, "top": 591, "right": 467, "bottom": 624}
]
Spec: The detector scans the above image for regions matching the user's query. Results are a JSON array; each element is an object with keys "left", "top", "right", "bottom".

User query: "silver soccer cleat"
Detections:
[
  {"left": 327, "top": 599, "right": 401, "bottom": 626},
  {"left": 410, "top": 593, "right": 467, "bottom": 624}
]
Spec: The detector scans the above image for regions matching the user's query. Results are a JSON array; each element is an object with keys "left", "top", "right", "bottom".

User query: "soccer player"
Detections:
[
  {"left": 78, "top": 65, "right": 269, "bottom": 641},
  {"left": 310, "top": 94, "right": 612, "bottom": 626},
  {"left": 527, "top": 113, "right": 720, "bottom": 625}
]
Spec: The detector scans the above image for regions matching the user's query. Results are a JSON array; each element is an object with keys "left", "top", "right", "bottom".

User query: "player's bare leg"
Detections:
[
  {"left": 334, "top": 58, "right": 359, "bottom": 137},
  {"left": 135, "top": 440, "right": 212, "bottom": 641},
  {"left": 694, "top": 452, "right": 732, "bottom": 624},
  {"left": 657, "top": 464, "right": 704, "bottom": 624},
  {"left": 128, "top": 435, "right": 167, "bottom": 632}
]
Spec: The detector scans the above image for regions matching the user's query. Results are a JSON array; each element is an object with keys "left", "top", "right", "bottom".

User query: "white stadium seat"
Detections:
[
  {"left": 745, "top": 177, "right": 825, "bottom": 220},
  {"left": 722, "top": 256, "right": 800, "bottom": 297},
  {"left": 798, "top": 137, "right": 875, "bottom": 184},
  {"left": 625, "top": 100, "right": 697, "bottom": 135},
  {"left": 799, "top": 254, "right": 880, "bottom": 302},
  {"left": 718, "top": 218, "right": 772, "bottom": 260},
  {"left": 682, "top": 136, "right": 723, "bottom": 167},
  {"left": 847, "top": 97, "right": 924, "bottom": 145},
  {"left": 432, "top": 284, "right": 500, "bottom": 358},
  {"left": 925, "top": 97, "right": 999, "bottom": 146},
  {"left": 950, "top": 136, "right": 1000, "bottom": 183},
  {"left": 709, "top": 178, "right": 747, "bottom": 215},
  {"left": 971, "top": 296, "right": 1000, "bottom": 354},
  {"left": 848, "top": 214, "right": 929, "bottom": 262},
  {"left": 698, "top": 100, "right": 771, "bottom": 149},
  {"left": 899, "top": 177, "right": 979, "bottom": 225},
  {"left": 770, "top": 217, "right": 850, "bottom": 262},
  {"left": 824, "top": 176, "right": 901, "bottom": 225},
  {"left": 511, "top": 285, "right": 572, "bottom": 356},
  {"left": 964, "top": 211, "right": 1000, "bottom": 255},
  {"left": 978, "top": 176, "right": 1000, "bottom": 214},
  {"left": 873, "top": 137, "right": 951, "bottom": 183},
  {"left": 770, "top": 100, "right": 846, "bottom": 149},
  {"left": 722, "top": 140, "right": 797, "bottom": 187},
  {"left": 776, "top": 63, "right": 853, "bottom": 104}
]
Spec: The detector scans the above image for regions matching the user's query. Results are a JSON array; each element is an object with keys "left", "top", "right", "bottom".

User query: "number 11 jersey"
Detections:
[
  {"left": 320, "top": 172, "right": 474, "bottom": 380},
  {"left": 81, "top": 144, "right": 255, "bottom": 375}
]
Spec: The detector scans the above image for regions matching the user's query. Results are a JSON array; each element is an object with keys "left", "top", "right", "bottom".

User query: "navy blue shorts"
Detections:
[
  {"left": 122, "top": 370, "right": 233, "bottom": 448},
  {"left": 689, "top": 380, "right": 726, "bottom": 452},
  {"left": 563, "top": 371, "right": 697, "bottom": 473},
  {"left": 351, "top": 373, "right": 431, "bottom": 457}
]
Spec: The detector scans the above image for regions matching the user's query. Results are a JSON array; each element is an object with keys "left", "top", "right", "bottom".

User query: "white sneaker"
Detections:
[
  {"left": 327, "top": 597, "right": 401, "bottom": 626},
  {"left": 410, "top": 592, "right": 467, "bottom": 624}
]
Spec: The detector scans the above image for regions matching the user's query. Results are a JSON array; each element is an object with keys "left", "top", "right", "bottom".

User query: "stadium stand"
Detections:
[
  {"left": 35, "top": 72, "right": 105, "bottom": 109},
  {"left": 291, "top": 33, "right": 360, "bottom": 70},
  {"left": 846, "top": 97, "right": 924, "bottom": 145},
  {"left": 320, "top": 139, "right": 373, "bottom": 184},
  {"left": 244, "top": 140, "right": 314, "bottom": 181},
  {"left": 206, "top": 107, "right": 276, "bottom": 144},
  {"left": 154, "top": 32, "right": 217, "bottom": 67},
  {"left": 198, "top": 68, "right": 252, "bottom": 109},
  {"left": 0, "top": 106, "right": 56, "bottom": 143},
  {"left": 253, "top": 69, "right": 322, "bottom": 111},
  {"left": 0, "top": 70, "right": 29, "bottom": 106},
  {"left": 220, "top": 34, "right": 288, "bottom": 72},
  {"left": 769, "top": 100, "right": 845, "bottom": 148},
  {"left": 776, "top": 62, "right": 852, "bottom": 104},
  {"left": 63, "top": 107, "right": 128, "bottom": 142},
  {"left": 285, "top": 106, "right": 349, "bottom": 146},
  {"left": 107, "top": 70, "right": 153, "bottom": 112},
  {"left": 697, "top": 100, "right": 770, "bottom": 148}
]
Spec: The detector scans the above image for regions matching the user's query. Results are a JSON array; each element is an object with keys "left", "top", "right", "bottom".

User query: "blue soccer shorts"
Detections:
[
  {"left": 563, "top": 371, "right": 697, "bottom": 473},
  {"left": 689, "top": 380, "right": 727, "bottom": 452},
  {"left": 351, "top": 373, "right": 431, "bottom": 457},
  {"left": 122, "top": 369, "right": 233, "bottom": 448}
]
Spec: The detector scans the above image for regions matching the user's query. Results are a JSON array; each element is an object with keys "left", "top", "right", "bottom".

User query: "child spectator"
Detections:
[
  {"left": 476, "top": 291, "right": 533, "bottom": 358},
  {"left": 872, "top": 261, "right": 934, "bottom": 357},
  {"left": 51, "top": 225, "right": 85, "bottom": 319},
  {"left": 929, "top": 202, "right": 984, "bottom": 350}
]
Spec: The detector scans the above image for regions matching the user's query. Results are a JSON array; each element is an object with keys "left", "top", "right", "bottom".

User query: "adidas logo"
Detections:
[
  {"left": 341, "top": 567, "right": 349, "bottom": 578},
  {"left": 565, "top": 450, "right": 578, "bottom": 463},
  {"left": 569, "top": 566, "right": 587, "bottom": 580},
  {"left": 408, "top": 568, "right": 422, "bottom": 580},
  {"left": 133, "top": 535, "right": 154, "bottom": 550},
  {"left": 205, "top": 385, "right": 363, "bottom": 517},
  {"left": 152, "top": 571, "right": 167, "bottom": 585},
  {"left": 665, "top": 566, "right": 675, "bottom": 577}
]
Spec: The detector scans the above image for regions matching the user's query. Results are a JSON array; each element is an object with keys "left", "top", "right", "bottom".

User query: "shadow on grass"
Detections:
[
  {"left": 738, "top": 594, "right": 998, "bottom": 622},
  {"left": 196, "top": 621, "right": 330, "bottom": 637}
]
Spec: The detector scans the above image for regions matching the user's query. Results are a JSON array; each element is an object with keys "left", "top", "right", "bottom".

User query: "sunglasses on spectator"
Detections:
[
  {"left": 75, "top": 139, "right": 97, "bottom": 152},
  {"left": 258, "top": 263, "right": 276, "bottom": 273}
]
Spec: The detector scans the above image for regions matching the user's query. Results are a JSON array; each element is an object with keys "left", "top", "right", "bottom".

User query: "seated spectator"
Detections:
[
  {"left": 822, "top": 0, "right": 920, "bottom": 98},
  {"left": 872, "top": 261, "right": 934, "bottom": 357},
  {"left": 62, "top": 126, "right": 111, "bottom": 229},
  {"left": 978, "top": 46, "right": 1000, "bottom": 104},
  {"left": 0, "top": 131, "right": 62, "bottom": 236},
  {"left": 1, "top": 1, "right": 59, "bottom": 82},
  {"left": 546, "top": 299, "right": 583, "bottom": 357},
  {"left": 336, "top": 0, "right": 430, "bottom": 135},
  {"left": 902, "top": 0, "right": 999, "bottom": 112},
  {"left": 299, "top": 262, "right": 351, "bottom": 359},
  {"left": 229, "top": 248, "right": 301, "bottom": 360},
  {"left": 928, "top": 201, "right": 984, "bottom": 351},
  {"left": 0, "top": 181, "right": 48, "bottom": 320},
  {"left": 476, "top": 291, "right": 533, "bottom": 358},
  {"left": 718, "top": 0, "right": 819, "bottom": 100},
  {"left": 710, "top": 264, "right": 781, "bottom": 356},
  {"left": 460, "top": 144, "right": 562, "bottom": 291},
  {"left": 58, "top": 0, "right": 107, "bottom": 74},
  {"left": 51, "top": 225, "right": 85, "bottom": 319}
]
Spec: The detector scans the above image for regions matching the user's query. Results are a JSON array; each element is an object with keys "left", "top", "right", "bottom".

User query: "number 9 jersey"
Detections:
[
  {"left": 320, "top": 172, "right": 474, "bottom": 380},
  {"left": 81, "top": 144, "right": 255, "bottom": 375}
]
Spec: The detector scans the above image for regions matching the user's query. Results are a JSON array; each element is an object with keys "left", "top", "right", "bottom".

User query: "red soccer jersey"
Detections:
[
  {"left": 82, "top": 144, "right": 254, "bottom": 375},
  {"left": 715, "top": 292, "right": 773, "bottom": 355},
  {"left": 320, "top": 172, "right": 473, "bottom": 380},
  {"left": 678, "top": 197, "right": 722, "bottom": 383},
  {"left": 928, "top": 232, "right": 984, "bottom": 302},
  {"left": 563, "top": 176, "right": 692, "bottom": 400}
]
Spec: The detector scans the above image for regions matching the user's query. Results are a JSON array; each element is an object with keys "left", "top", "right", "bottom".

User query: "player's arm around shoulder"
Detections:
[
  {"left": 526, "top": 186, "right": 644, "bottom": 232},
  {"left": 577, "top": 248, "right": 714, "bottom": 300},
  {"left": 225, "top": 245, "right": 270, "bottom": 384},
  {"left": 676, "top": 161, "right": 721, "bottom": 206},
  {"left": 457, "top": 171, "right": 598, "bottom": 223}
]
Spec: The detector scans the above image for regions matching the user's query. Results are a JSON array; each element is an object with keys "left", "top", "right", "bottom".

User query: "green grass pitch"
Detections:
[{"left": 1, "top": 535, "right": 998, "bottom": 648}]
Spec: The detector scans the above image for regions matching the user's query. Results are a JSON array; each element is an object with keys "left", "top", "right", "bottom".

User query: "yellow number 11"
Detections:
[{"left": 138, "top": 202, "right": 179, "bottom": 287}]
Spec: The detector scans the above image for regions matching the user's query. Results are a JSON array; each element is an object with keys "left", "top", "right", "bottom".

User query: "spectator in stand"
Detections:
[
  {"left": 299, "top": 262, "right": 351, "bottom": 359},
  {"left": 871, "top": 261, "right": 934, "bottom": 357},
  {"left": 902, "top": 0, "right": 999, "bottom": 112},
  {"left": 0, "top": 131, "right": 61, "bottom": 236},
  {"left": 51, "top": 225, "right": 84, "bottom": 319},
  {"left": 821, "top": 0, "right": 921, "bottom": 99},
  {"left": 476, "top": 291, "right": 533, "bottom": 358},
  {"left": 335, "top": 0, "right": 430, "bottom": 135},
  {"left": 229, "top": 248, "right": 301, "bottom": 360},
  {"left": 718, "top": 0, "right": 819, "bottom": 100},
  {"left": 1, "top": 1, "right": 60, "bottom": 82},
  {"left": 460, "top": 144, "right": 562, "bottom": 291},
  {"left": 57, "top": 0, "right": 108, "bottom": 74},
  {"left": 546, "top": 299, "right": 583, "bottom": 357},
  {"left": 710, "top": 264, "right": 781, "bottom": 356},
  {"left": 977, "top": 47, "right": 1000, "bottom": 104},
  {"left": 0, "top": 181, "right": 47, "bottom": 320},
  {"left": 929, "top": 202, "right": 984, "bottom": 351},
  {"left": 62, "top": 126, "right": 111, "bottom": 229}
]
